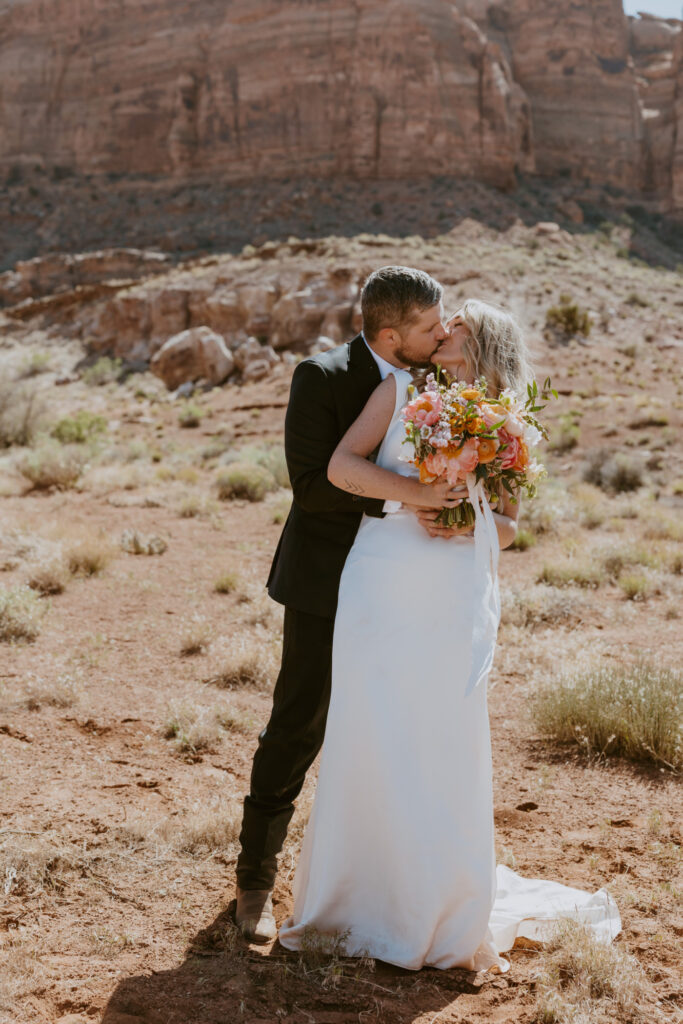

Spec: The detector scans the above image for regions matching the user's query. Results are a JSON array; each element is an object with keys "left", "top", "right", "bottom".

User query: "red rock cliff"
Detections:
[{"left": 0, "top": 0, "right": 680, "bottom": 208}]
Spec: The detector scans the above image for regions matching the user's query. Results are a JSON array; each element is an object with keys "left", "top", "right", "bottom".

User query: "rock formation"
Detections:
[
  {"left": 0, "top": 0, "right": 680, "bottom": 216},
  {"left": 150, "top": 326, "right": 235, "bottom": 389},
  {"left": 0, "top": 0, "right": 531, "bottom": 189}
]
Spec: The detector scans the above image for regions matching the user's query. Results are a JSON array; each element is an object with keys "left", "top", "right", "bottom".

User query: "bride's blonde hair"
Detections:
[
  {"left": 414, "top": 299, "right": 532, "bottom": 398},
  {"left": 456, "top": 300, "right": 531, "bottom": 397}
]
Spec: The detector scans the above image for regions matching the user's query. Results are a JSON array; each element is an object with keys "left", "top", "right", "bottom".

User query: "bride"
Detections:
[{"left": 278, "top": 299, "right": 620, "bottom": 972}]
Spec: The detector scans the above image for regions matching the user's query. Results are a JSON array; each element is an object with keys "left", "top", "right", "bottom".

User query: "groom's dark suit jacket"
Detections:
[{"left": 267, "top": 334, "right": 386, "bottom": 618}]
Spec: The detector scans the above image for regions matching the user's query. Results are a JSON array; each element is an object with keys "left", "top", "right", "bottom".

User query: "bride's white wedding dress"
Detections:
[{"left": 279, "top": 369, "right": 620, "bottom": 971}]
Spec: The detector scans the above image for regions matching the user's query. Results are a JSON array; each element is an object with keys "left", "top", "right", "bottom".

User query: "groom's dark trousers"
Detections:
[{"left": 236, "top": 334, "right": 385, "bottom": 891}]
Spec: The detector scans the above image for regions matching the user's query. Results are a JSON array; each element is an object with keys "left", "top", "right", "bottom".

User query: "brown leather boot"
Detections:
[{"left": 235, "top": 887, "right": 277, "bottom": 943}]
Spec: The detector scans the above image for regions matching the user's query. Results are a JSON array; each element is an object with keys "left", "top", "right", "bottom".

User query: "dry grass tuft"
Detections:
[
  {"left": 16, "top": 441, "right": 86, "bottom": 490},
  {"left": 617, "top": 572, "right": 653, "bottom": 601},
  {"left": 163, "top": 701, "right": 221, "bottom": 754},
  {"left": 216, "top": 462, "right": 277, "bottom": 502},
  {"left": 236, "top": 442, "right": 291, "bottom": 489},
  {"left": 642, "top": 514, "right": 683, "bottom": 543},
  {"left": 26, "top": 558, "right": 70, "bottom": 595},
  {"left": 598, "top": 544, "right": 658, "bottom": 578},
  {"left": 0, "top": 586, "right": 45, "bottom": 643},
  {"left": 0, "top": 935, "right": 48, "bottom": 1019},
  {"left": 0, "top": 380, "right": 47, "bottom": 448},
  {"left": 65, "top": 532, "right": 115, "bottom": 576},
  {"left": 179, "top": 615, "right": 213, "bottom": 657},
  {"left": 120, "top": 529, "right": 167, "bottom": 556},
  {"left": 214, "top": 571, "right": 240, "bottom": 594},
  {"left": 530, "top": 659, "right": 682, "bottom": 769},
  {"left": 214, "top": 704, "right": 256, "bottom": 735},
  {"left": 537, "top": 562, "right": 605, "bottom": 589},
  {"left": 582, "top": 450, "right": 644, "bottom": 494},
  {"left": 21, "top": 672, "right": 82, "bottom": 710},
  {"left": 118, "top": 799, "right": 242, "bottom": 856},
  {"left": 204, "top": 636, "right": 277, "bottom": 691},
  {"left": 0, "top": 832, "right": 87, "bottom": 898},
  {"left": 500, "top": 586, "right": 588, "bottom": 629},
  {"left": 533, "top": 919, "right": 653, "bottom": 1024}
]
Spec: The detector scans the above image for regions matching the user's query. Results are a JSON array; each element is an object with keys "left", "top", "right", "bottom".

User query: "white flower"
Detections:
[
  {"left": 526, "top": 458, "right": 545, "bottom": 483},
  {"left": 524, "top": 422, "right": 543, "bottom": 448},
  {"left": 420, "top": 425, "right": 432, "bottom": 439}
]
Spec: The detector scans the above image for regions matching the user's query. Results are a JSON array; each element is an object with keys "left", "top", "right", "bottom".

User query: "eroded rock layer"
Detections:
[{"left": 0, "top": 0, "right": 681, "bottom": 207}]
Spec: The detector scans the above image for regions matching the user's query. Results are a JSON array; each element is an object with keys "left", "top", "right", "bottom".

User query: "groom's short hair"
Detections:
[{"left": 361, "top": 266, "right": 443, "bottom": 342}]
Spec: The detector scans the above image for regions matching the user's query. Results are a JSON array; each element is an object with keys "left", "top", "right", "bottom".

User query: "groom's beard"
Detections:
[{"left": 393, "top": 344, "right": 439, "bottom": 370}]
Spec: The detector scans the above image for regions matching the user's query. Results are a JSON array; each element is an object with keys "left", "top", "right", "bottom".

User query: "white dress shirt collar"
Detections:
[{"left": 362, "top": 333, "right": 400, "bottom": 381}]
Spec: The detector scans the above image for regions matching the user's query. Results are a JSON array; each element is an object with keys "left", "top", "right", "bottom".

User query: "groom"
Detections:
[{"left": 235, "top": 265, "right": 462, "bottom": 940}]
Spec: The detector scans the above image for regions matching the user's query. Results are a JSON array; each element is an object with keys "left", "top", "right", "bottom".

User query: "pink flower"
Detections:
[
  {"left": 424, "top": 452, "right": 447, "bottom": 478},
  {"left": 444, "top": 437, "right": 479, "bottom": 483},
  {"left": 403, "top": 393, "right": 443, "bottom": 429},
  {"left": 499, "top": 430, "right": 521, "bottom": 469}
]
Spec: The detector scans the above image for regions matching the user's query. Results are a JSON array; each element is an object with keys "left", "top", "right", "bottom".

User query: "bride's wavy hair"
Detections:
[{"left": 413, "top": 299, "right": 533, "bottom": 398}]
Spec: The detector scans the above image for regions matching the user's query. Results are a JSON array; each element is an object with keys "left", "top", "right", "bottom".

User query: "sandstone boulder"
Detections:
[
  {"left": 234, "top": 337, "right": 279, "bottom": 382},
  {"left": 150, "top": 326, "right": 235, "bottom": 389}
]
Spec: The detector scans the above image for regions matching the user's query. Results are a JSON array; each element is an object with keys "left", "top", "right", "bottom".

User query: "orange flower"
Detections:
[
  {"left": 478, "top": 438, "right": 499, "bottom": 463},
  {"left": 514, "top": 441, "right": 530, "bottom": 471},
  {"left": 419, "top": 462, "right": 438, "bottom": 484},
  {"left": 460, "top": 387, "right": 482, "bottom": 401},
  {"left": 465, "top": 416, "right": 485, "bottom": 433}
]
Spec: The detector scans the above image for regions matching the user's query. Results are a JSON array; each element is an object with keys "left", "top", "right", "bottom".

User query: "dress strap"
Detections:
[{"left": 389, "top": 368, "right": 414, "bottom": 421}]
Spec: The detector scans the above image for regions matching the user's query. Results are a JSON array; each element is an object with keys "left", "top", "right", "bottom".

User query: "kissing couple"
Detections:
[{"left": 233, "top": 266, "right": 620, "bottom": 972}]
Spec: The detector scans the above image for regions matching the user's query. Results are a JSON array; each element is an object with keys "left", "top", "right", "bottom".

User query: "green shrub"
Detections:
[
  {"left": 618, "top": 572, "right": 652, "bottom": 601},
  {"left": 51, "top": 410, "right": 107, "bottom": 444},
  {"left": 81, "top": 357, "right": 121, "bottom": 386},
  {"left": 216, "top": 462, "right": 277, "bottom": 502},
  {"left": 235, "top": 443, "right": 290, "bottom": 489},
  {"left": 545, "top": 297, "right": 592, "bottom": 338},
  {"left": 178, "top": 403, "right": 202, "bottom": 428},
  {"left": 530, "top": 660, "right": 681, "bottom": 769},
  {"left": 509, "top": 528, "right": 536, "bottom": 551},
  {"left": 16, "top": 442, "right": 86, "bottom": 490}
]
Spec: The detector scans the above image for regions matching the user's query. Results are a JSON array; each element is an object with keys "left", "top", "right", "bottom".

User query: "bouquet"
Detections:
[{"left": 400, "top": 371, "right": 557, "bottom": 527}]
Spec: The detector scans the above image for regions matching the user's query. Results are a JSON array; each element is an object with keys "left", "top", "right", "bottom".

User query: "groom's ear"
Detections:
[{"left": 375, "top": 326, "right": 398, "bottom": 350}]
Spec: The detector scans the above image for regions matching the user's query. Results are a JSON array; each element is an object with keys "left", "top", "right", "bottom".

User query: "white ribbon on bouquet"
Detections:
[{"left": 463, "top": 474, "right": 501, "bottom": 697}]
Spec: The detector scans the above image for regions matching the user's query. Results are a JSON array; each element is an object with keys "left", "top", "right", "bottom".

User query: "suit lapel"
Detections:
[{"left": 348, "top": 334, "right": 382, "bottom": 390}]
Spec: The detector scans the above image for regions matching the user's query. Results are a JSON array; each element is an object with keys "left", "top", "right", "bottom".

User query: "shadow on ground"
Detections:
[{"left": 100, "top": 900, "right": 490, "bottom": 1024}]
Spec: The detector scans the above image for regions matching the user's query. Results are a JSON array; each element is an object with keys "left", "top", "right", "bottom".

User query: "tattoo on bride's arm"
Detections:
[{"left": 344, "top": 478, "right": 366, "bottom": 495}]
